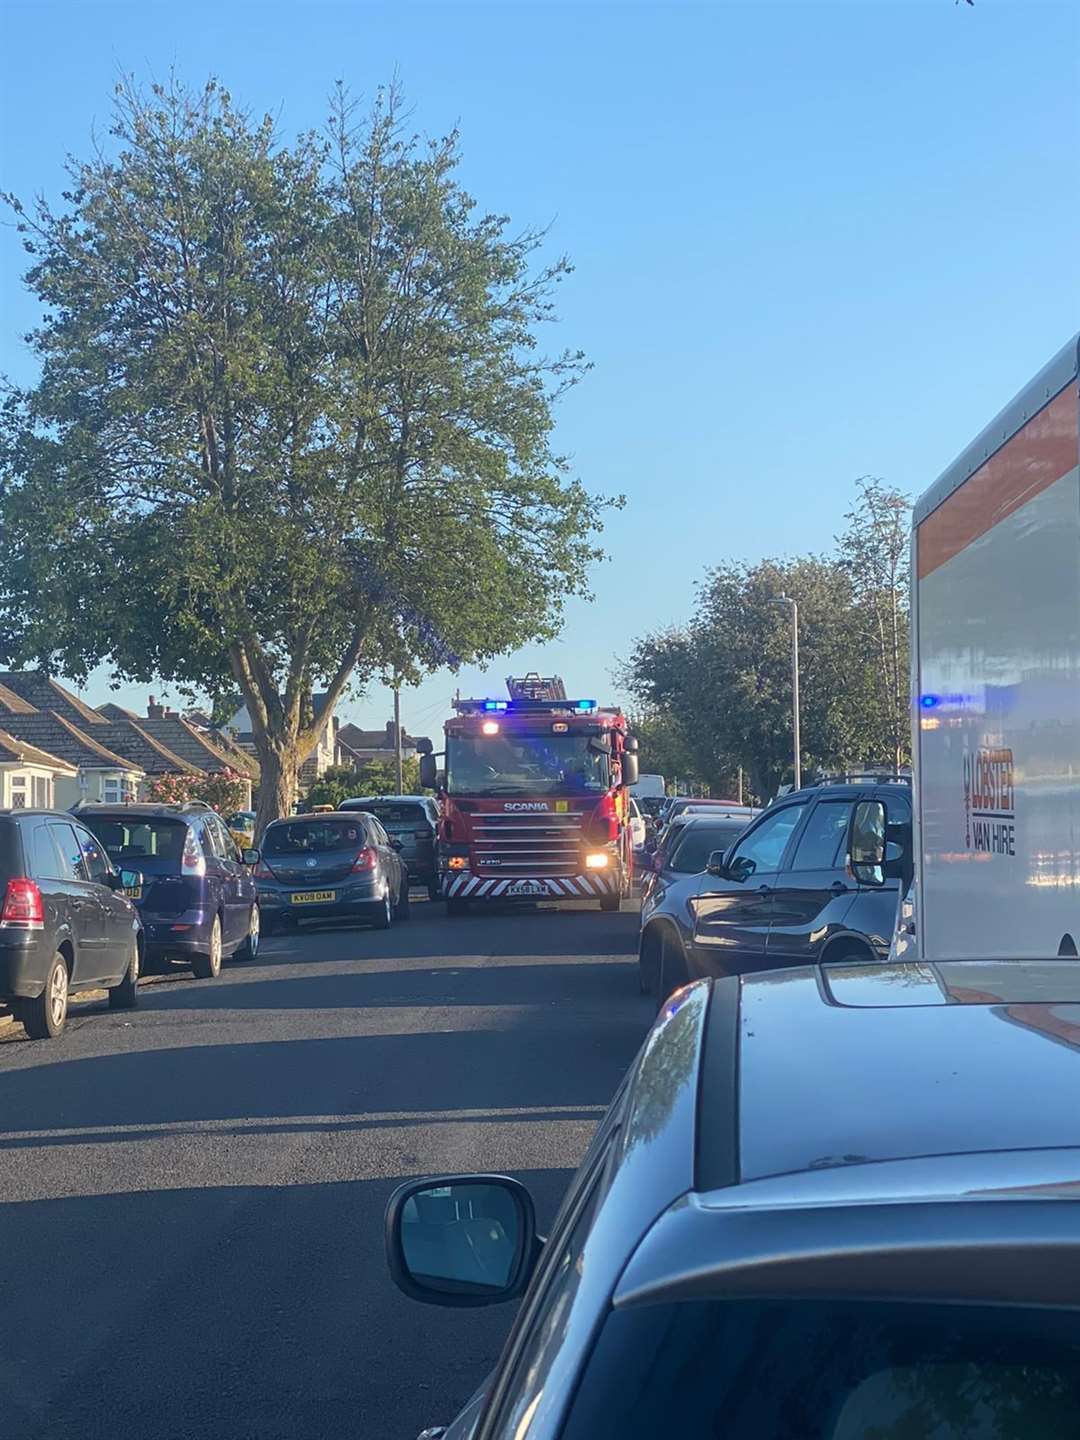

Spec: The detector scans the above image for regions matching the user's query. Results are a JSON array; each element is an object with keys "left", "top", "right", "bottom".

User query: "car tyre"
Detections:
[
  {"left": 22, "top": 951, "right": 69, "bottom": 1040},
  {"left": 655, "top": 931, "right": 690, "bottom": 1014},
  {"left": 371, "top": 889, "right": 393, "bottom": 930},
  {"left": 427, "top": 878, "right": 441, "bottom": 903},
  {"left": 192, "top": 914, "right": 223, "bottom": 980},
  {"left": 599, "top": 893, "right": 621, "bottom": 912},
  {"left": 235, "top": 905, "right": 261, "bottom": 961},
  {"left": 108, "top": 939, "right": 140, "bottom": 1010},
  {"left": 394, "top": 881, "right": 411, "bottom": 921}
]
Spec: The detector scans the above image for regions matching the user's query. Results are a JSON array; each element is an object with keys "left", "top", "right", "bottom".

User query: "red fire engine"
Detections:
[{"left": 418, "top": 675, "right": 640, "bottom": 914}]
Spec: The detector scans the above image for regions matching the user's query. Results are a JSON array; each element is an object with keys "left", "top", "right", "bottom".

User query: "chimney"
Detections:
[
  {"left": 164, "top": 707, "right": 180, "bottom": 720},
  {"left": 386, "top": 720, "right": 397, "bottom": 740},
  {"left": 147, "top": 696, "right": 165, "bottom": 720}
]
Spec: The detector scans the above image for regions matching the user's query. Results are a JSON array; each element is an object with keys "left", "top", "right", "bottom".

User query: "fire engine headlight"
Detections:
[
  {"left": 447, "top": 855, "right": 468, "bottom": 871},
  {"left": 481, "top": 720, "right": 500, "bottom": 735},
  {"left": 585, "top": 852, "right": 610, "bottom": 869}
]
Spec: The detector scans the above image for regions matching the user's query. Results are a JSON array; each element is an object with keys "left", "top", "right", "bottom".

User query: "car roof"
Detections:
[
  {"left": 75, "top": 803, "right": 206, "bottom": 819},
  {"left": 675, "top": 812, "right": 751, "bottom": 827},
  {"left": 341, "top": 795, "right": 431, "bottom": 806},
  {"left": 703, "top": 962, "right": 1080, "bottom": 1191}
]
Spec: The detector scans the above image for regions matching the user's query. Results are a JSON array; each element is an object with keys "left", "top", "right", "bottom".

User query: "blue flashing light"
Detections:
[
  {"left": 920, "top": 694, "right": 939, "bottom": 709},
  {"left": 575, "top": 699, "right": 597, "bottom": 713},
  {"left": 482, "top": 700, "right": 509, "bottom": 712}
]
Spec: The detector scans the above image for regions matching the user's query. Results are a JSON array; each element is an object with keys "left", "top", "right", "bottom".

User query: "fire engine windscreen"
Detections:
[{"left": 446, "top": 733, "right": 611, "bottom": 796}]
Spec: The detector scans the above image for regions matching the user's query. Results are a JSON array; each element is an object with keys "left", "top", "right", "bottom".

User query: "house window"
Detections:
[
  {"left": 102, "top": 777, "right": 122, "bottom": 804},
  {"left": 31, "top": 775, "right": 51, "bottom": 808},
  {"left": 10, "top": 775, "right": 28, "bottom": 808}
]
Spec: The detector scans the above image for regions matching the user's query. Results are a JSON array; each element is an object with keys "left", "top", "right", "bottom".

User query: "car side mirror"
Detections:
[
  {"left": 705, "top": 849, "right": 728, "bottom": 878},
  {"left": 848, "top": 799, "right": 887, "bottom": 887},
  {"left": 242, "top": 848, "right": 260, "bottom": 866},
  {"left": 727, "top": 854, "right": 753, "bottom": 883},
  {"left": 385, "top": 1175, "right": 539, "bottom": 1308},
  {"left": 419, "top": 753, "right": 438, "bottom": 790},
  {"left": 416, "top": 737, "right": 434, "bottom": 755},
  {"left": 622, "top": 753, "right": 640, "bottom": 787},
  {"left": 388, "top": 836, "right": 403, "bottom": 851}
]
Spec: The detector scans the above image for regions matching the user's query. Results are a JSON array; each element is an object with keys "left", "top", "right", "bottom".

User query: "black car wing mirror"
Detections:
[
  {"left": 388, "top": 836, "right": 404, "bottom": 851},
  {"left": 242, "top": 847, "right": 260, "bottom": 866},
  {"left": 385, "top": 1174, "right": 540, "bottom": 1308},
  {"left": 419, "top": 753, "right": 438, "bottom": 790},
  {"left": 848, "top": 799, "right": 887, "bottom": 887}
]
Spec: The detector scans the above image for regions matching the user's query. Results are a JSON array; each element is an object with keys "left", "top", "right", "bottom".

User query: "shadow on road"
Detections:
[{"left": 0, "top": 1170, "right": 570, "bottom": 1440}]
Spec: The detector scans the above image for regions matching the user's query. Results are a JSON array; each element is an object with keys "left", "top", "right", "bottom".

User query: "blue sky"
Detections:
[{"left": 1, "top": 0, "right": 1077, "bottom": 742}]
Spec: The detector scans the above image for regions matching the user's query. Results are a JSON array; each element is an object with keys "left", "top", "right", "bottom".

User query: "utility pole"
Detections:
[
  {"left": 393, "top": 683, "right": 404, "bottom": 794},
  {"left": 770, "top": 595, "right": 801, "bottom": 790},
  {"left": 737, "top": 765, "right": 743, "bottom": 806}
]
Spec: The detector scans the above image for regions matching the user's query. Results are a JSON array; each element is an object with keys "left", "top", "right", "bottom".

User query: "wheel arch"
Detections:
[{"left": 819, "top": 930, "right": 878, "bottom": 966}]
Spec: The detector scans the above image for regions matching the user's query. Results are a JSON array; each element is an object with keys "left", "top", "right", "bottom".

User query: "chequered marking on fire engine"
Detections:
[{"left": 444, "top": 872, "right": 617, "bottom": 898}]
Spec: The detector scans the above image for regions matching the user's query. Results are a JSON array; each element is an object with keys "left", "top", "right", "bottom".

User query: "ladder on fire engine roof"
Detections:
[{"left": 506, "top": 674, "right": 568, "bottom": 702}]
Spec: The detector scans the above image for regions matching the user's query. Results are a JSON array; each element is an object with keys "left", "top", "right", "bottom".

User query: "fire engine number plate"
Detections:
[{"left": 506, "top": 879, "right": 549, "bottom": 898}]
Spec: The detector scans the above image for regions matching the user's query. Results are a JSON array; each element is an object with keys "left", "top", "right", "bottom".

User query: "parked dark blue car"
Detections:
[{"left": 77, "top": 802, "right": 259, "bottom": 979}]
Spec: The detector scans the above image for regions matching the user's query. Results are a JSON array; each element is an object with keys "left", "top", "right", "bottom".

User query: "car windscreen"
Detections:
[
  {"left": 446, "top": 732, "right": 611, "bottom": 796},
  {"left": 351, "top": 803, "right": 428, "bottom": 829},
  {"left": 81, "top": 816, "right": 187, "bottom": 866},
  {"left": 262, "top": 820, "right": 368, "bottom": 855},
  {"left": 562, "top": 1297, "right": 1080, "bottom": 1439},
  {"left": 667, "top": 821, "right": 747, "bottom": 874}
]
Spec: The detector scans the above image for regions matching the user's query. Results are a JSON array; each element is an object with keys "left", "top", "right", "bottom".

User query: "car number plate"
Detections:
[
  {"left": 291, "top": 890, "right": 336, "bottom": 905},
  {"left": 124, "top": 886, "right": 142, "bottom": 900},
  {"left": 506, "top": 879, "right": 548, "bottom": 898}
]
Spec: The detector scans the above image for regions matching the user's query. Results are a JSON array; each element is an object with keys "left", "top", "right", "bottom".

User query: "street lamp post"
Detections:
[{"left": 770, "top": 595, "right": 801, "bottom": 790}]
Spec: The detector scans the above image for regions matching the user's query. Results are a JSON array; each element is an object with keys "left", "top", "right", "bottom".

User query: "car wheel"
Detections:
[
  {"left": 108, "top": 938, "right": 140, "bottom": 1010},
  {"left": 655, "top": 932, "right": 689, "bottom": 1014},
  {"left": 22, "top": 951, "right": 69, "bottom": 1040},
  {"left": 371, "top": 889, "right": 393, "bottom": 930},
  {"left": 236, "top": 905, "right": 261, "bottom": 961},
  {"left": 394, "top": 880, "right": 411, "bottom": 921},
  {"left": 427, "top": 878, "right": 441, "bottom": 903},
  {"left": 192, "top": 915, "right": 223, "bottom": 979},
  {"left": 599, "top": 892, "right": 621, "bottom": 912},
  {"left": 638, "top": 928, "right": 661, "bottom": 996}
]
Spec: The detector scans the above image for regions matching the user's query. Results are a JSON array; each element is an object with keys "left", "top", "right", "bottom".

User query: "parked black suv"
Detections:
[
  {"left": 0, "top": 808, "right": 142, "bottom": 1039},
  {"left": 639, "top": 780, "right": 911, "bottom": 1001}
]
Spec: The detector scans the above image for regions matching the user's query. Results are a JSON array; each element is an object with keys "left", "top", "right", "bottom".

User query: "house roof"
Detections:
[
  {"left": 0, "top": 726, "right": 78, "bottom": 775},
  {"left": 0, "top": 672, "right": 107, "bottom": 729},
  {"left": 97, "top": 702, "right": 140, "bottom": 722},
  {"left": 337, "top": 722, "right": 429, "bottom": 753},
  {"left": 0, "top": 682, "right": 39, "bottom": 717},
  {"left": 93, "top": 720, "right": 204, "bottom": 777},
  {"left": 0, "top": 712, "right": 144, "bottom": 771},
  {"left": 137, "top": 716, "right": 259, "bottom": 778}
]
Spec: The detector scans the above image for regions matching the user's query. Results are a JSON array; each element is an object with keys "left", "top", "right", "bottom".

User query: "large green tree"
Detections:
[
  {"left": 1, "top": 78, "right": 607, "bottom": 829},
  {"left": 629, "top": 556, "right": 891, "bottom": 801}
]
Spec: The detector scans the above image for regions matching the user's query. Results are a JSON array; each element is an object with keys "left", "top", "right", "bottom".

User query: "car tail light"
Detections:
[
  {"left": 0, "top": 877, "right": 44, "bottom": 929},
  {"left": 352, "top": 847, "right": 377, "bottom": 873},
  {"left": 182, "top": 829, "right": 207, "bottom": 877}
]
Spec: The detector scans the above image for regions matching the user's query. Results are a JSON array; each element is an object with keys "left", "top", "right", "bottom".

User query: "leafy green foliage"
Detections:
[
  {"left": 0, "top": 76, "right": 611, "bottom": 827},
  {"left": 629, "top": 480, "right": 912, "bottom": 801}
]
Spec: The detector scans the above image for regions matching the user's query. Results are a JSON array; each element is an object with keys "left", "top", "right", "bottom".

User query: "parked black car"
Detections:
[
  {"left": 0, "top": 808, "right": 142, "bottom": 1039},
  {"left": 78, "top": 802, "right": 259, "bottom": 979},
  {"left": 639, "top": 781, "right": 911, "bottom": 1001},
  {"left": 640, "top": 811, "right": 753, "bottom": 905},
  {"left": 339, "top": 795, "right": 440, "bottom": 900},
  {"left": 251, "top": 811, "right": 409, "bottom": 933},
  {"left": 386, "top": 960, "right": 1080, "bottom": 1438}
]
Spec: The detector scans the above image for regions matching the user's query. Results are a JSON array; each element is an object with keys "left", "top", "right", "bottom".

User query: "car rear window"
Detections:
[
  {"left": 263, "top": 819, "right": 368, "bottom": 855},
  {"left": 348, "top": 803, "right": 427, "bottom": 828},
  {"left": 668, "top": 821, "right": 748, "bottom": 874},
  {"left": 562, "top": 1297, "right": 1080, "bottom": 1439},
  {"left": 83, "top": 817, "right": 187, "bottom": 866}
]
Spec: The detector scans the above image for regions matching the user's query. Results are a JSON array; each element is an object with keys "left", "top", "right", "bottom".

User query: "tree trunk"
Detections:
[{"left": 254, "top": 739, "right": 301, "bottom": 840}]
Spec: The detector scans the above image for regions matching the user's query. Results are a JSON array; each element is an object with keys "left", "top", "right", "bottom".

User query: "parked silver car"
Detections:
[{"left": 386, "top": 959, "right": 1080, "bottom": 1437}]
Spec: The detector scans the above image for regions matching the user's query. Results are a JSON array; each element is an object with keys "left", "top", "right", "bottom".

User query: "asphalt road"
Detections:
[{"left": 0, "top": 897, "right": 649, "bottom": 1440}]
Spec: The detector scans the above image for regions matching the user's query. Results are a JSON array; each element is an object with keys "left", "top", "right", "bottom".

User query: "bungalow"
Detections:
[
  {"left": 0, "top": 726, "right": 78, "bottom": 810},
  {"left": 337, "top": 721, "right": 432, "bottom": 769},
  {"left": 130, "top": 699, "right": 258, "bottom": 807},
  {"left": 0, "top": 711, "right": 145, "bottom": 807}
]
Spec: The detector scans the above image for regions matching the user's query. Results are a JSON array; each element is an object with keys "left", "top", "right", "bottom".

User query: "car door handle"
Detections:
[{"left": 831, "top": 881, "right": 850, "bottom": 895}]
